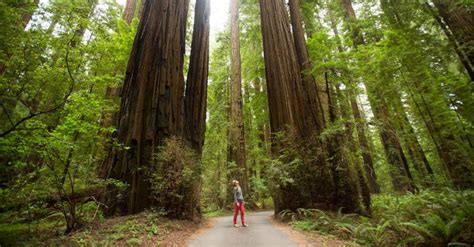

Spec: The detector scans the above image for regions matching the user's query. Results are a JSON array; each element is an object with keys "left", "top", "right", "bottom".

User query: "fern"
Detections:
[{"left": 400, "top": 213, "right": 465, "bottom": 245}]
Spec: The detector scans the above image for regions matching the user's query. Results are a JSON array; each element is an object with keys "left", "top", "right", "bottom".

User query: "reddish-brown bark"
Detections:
[
  {"left": 228, "top": 0, "right": 249, "bottom": 197},
  {"left": 185, "top": 0, "right": 210, "bottom": 155},
  {"left": 101, "top": 0, "right": 189, "bottom": 215},
  {"left": 123, "top": 0, "right": 137, "bottom": 24},
  {"left": 288, "top": 0, "right": 326, "bottom": 131}
]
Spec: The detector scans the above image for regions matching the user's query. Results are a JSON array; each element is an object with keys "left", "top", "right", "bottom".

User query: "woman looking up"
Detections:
[{"left": 232, "top": 180, "right": 248, "bottom": 227}]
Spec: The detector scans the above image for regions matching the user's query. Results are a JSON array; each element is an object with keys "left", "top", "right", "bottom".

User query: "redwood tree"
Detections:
[
  {"left": 341, "top": 0, "right": 416, "bottom": 192},
  {"left": 260, "top": 0, "right": 360, "bottom": 213},
  {"left": 288, "top": 0, "right": 326, "bottom": 130},
  {"left": 228, "top": 0, "right": 249, "bottom": 197},
  {"left": 185, "top": 0, "right": 210, "bottom": 155},
  {"left": 101, "top": 0, "right": 190, "bottom": 215},
  {"left": 432, "top": 0, "right": 474, "bottom": 81},
  {"left": 123, "top": 0, "right": 138, "bottom": 24}
]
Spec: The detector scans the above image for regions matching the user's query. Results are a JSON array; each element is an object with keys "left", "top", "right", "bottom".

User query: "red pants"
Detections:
[{"left": 233, "top": 201, "right": 245, "bottom": 225}]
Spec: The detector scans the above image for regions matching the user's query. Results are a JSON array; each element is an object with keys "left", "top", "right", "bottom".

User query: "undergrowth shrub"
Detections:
[
  {"left": 150, "top": 137, "right": 201, "bottom": 220},
  {"left": 283, "top": 188, "right": 474, "bottom": 246}
]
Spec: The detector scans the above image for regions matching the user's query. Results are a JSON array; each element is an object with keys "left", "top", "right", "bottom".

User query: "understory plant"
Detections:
[{"left": 282, "top": 188, "right": 474, "bottom": 246}]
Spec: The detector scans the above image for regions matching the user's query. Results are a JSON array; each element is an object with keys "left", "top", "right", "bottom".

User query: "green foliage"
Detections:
[
  {"left": 0, "top": 0, "right": 136, "bottom": 233},
  {"left": 284, "top": 208, "right": 359, "bottom": 239},
  {"left": 150, "top": 137, "right": 201, "bottom": 218},
  {"left": 151, "top": 137, "right": 199, "bottom": 197},
  {"left": 286, "top": 189, "right": 474, "bottom": 246}
]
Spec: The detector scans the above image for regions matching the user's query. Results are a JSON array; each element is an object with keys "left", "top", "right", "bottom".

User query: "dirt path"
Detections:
[{"left": 187, "top": 211, "right": 299, "bottom": 247}]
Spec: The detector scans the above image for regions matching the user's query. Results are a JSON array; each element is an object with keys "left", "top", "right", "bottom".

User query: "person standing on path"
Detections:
[{"left": 232, "top": 180, "right": 248, "bottom": 228}]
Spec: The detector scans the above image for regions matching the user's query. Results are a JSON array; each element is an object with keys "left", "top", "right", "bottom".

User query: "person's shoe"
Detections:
[
  {"left": 234, "top": 224, "right": 239, "bottom": 228},
  {"left": 242, "top": 224, "right": 248, "bottom": 227}
]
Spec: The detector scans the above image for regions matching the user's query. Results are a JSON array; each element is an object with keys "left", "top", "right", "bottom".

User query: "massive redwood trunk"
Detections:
[
  {"left": 101, "top": 0, "right": 189, "bottom": 215},
  {"left": 185, "top": 0, "right": 210, "bottom": 155},
  {"left": 260, "top": 0, "right": 317, "bottom": 213},
  {"left": 288, "top": 0, "right": 325, "bottom": 130},
  {"left": 290, "top": 0, "right": 359, "bottom": 212},
  {"left": 228, "top": 0, "right": 249, "bottom": 197},
  {"left": 259, "top": 0, "right": 357, "bottom": 213},
  {"left": 181, "top": 0, "right": 210, "bottom": 219}
]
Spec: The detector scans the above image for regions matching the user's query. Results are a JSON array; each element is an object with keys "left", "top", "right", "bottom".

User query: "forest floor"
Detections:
[
  {"left": 0, "top": 211, "right": 203, "bottom": 246},
  {"left": 0, "top": 210, "right": 355, "bottom": 246}
]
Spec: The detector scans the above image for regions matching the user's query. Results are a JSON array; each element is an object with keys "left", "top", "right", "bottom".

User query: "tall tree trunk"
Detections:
[
  {"left": 259, "top": 0, "right": 307, "bottom": 138},
  {"left": 182, "top": 0, "right": 210, "bottom": 220},
  {"left": 403, "top": 74, "right": 474, "bottom": 189},
  {"left": 336, "top": 84, "right": 371, "bottom": 213},
  {"left": 432, "top": 0, "right": 474, "bottom": 81},
  {"left": 288, "top": 0, "right": 326, "bottom": 130},
  {"left": 328, "top": 10, "right": 380, "bottom": 194},
  {"left": 101, "top": 0, "right": 189, "bottom": 216},
  {"left": 393, "top": 94, "right": 434, "bottom": 177},
  {"left": 229, "top": 0, "right": 249, "bottom": 197},
  {"left": 370, "top": 94, "right": 416, "bottom": 192},
  {"left": 260, "top": 0, "right": 322, "bottom": 213},
  {"left": 325, "top": 73, "right": 361, "bottom": 213},
  {"left": 350, "top": 95, "right": 381, "bottom": 193},
  {"left": 123, "top": 0, "right": 137, "bottom": 24},
  {"left": 260, "top": 0, "right": 358, "bottom": 213},
  {"left": 185, "top": 0, "right": 209, "bottom": 155},
  {"left": 341, "top": 0, "right": 416, "bottom": 193}
]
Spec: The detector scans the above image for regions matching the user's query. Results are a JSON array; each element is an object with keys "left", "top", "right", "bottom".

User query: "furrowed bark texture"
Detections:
[
  {"left": 182, "top": 0, "right": 210, "bottom": 219},
  {"left": 260, "top": 0, "right": 336, "bottom": 213},
  {"left": 229, "top": 0, "right": 249, "bottom": 197},
  {"left": 290, "top": 0, "right": 359, "bottom": 212},
  {"left": 185, "top": 0, "right": 210, "bottom": 155},
  {"left": 288, "top": 0, "right": 326, "bottom": 130},
  {"left": 101, "top": 0, "right": 188, "bottom": 215}
]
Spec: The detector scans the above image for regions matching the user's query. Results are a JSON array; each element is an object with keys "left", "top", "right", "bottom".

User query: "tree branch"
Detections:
[{"left": 0, "top": 33, "right": 78, "bottom": 138}]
